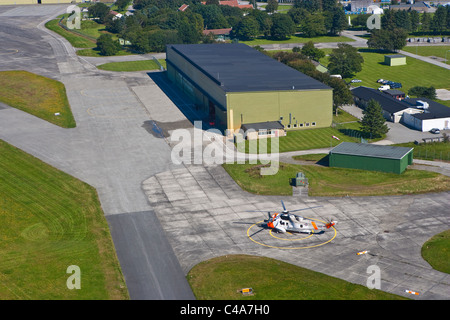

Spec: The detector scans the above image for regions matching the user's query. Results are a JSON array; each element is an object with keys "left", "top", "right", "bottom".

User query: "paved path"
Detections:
[{"left": 399, "top": 49, "right": 450, "bottom": 70}]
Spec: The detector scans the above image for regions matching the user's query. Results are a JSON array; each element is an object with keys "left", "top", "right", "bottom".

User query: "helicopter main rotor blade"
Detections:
[
  {"left": 289, "top": 205, "right": 323, "bottom": 213},
  {"left": 281, "top": 200, "right": 287, "bottom": 211}
]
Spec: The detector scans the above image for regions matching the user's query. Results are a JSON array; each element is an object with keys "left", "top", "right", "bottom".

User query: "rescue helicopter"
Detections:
[{"left": 236, "top": 201, "right": 337, "bottom": 236}]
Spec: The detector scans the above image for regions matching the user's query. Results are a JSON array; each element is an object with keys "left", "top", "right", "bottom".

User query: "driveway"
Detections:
[{"left": 340, "top": 105, "right": 448, "bottom": 145}]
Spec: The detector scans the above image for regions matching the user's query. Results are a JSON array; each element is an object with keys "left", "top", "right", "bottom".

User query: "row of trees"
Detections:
[
  {"left": 353, "top": 6, "right": 450, "bottom": 34},
  {"left": 364, "top": 6, "right": 450, "bottom": 52},
  {"left": 87, "top": 0, "right": 350, "bottom": 53}
]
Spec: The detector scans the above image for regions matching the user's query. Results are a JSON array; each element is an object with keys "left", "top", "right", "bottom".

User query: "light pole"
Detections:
[{"left": 445, "top": 49, "right": 450, "bottom": 65}]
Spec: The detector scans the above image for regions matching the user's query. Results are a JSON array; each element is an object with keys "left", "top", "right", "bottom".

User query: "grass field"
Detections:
[
  {"left": 0, "top": 71, "right": 76, "bottom": 128},
  {"left": 0, "top": 140, "right": 129, "bottom": 299},
  {"left": 402, "top": 45, "right": 450, "bottom": 65},
  {"left": 243, "top": 127, "right": 358, "bottom": 154},
  {"left": 240, "top": 34, "right": 354, "bottom": 46},
  {"left": 242, "top": 110, "right": 369, "bottom": 154},
  {"left": 421, "top": 230, "right": 450, "bottom": 274},
  {"left": 320, "top": 48, "right": 450, "bottom": 92},
  {"left": 187, "top": 255, "right": 407, "bottom": 300},
  {"left": 97, "top": 59, "right": 167, "bottom": 72},
  {"left": 222, "top": 161, "right": 450, "bottom": 197}
]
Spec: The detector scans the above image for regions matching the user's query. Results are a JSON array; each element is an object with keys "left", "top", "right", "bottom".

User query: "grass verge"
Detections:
[
  {"left": 0, "top": 139, "right": 129, "bottom": 299},
  {"left": 97, "top": 59, "right": 167, "bottom": 72},
  {"left": 222, "top": 161, "right": 450, "bottom": 196},
  {"left": 0, "top": 70, "right": 76, "bottom": 128},
  {"left": 241, "top": 110, "right": 379, "bottom": 154},
  {"left": 187, "top": 255, "right": 407, "bottom": 300},
  {"left": 421, "top": 230, "right": 450, "bottom": 274},
  {"left": 45, "top": 19, "right": 96, "bottom": 49}
]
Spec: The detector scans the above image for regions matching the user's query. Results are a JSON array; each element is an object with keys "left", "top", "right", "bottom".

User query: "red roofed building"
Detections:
[
  {"left": 178, "top": 4, "right": 189, "bottom": 11},
  {"left": 202, "top": 28, "right": 232, "bottom": 41}
]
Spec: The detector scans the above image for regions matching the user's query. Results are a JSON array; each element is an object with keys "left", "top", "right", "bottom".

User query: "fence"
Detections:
[{"left": 414, "top": 148, "right": 450, "bottom": 162}]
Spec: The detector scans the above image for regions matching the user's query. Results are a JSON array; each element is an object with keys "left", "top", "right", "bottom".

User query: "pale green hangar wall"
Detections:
[{"left": 227, "top": 89, "right": 333, "bottom": 131}]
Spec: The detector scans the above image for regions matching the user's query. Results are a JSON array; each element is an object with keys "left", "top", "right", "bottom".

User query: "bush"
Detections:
[
  {"left": 96, "top": 34, "right": 121, "bottom": 56},
  {"left": 407, "top": 86, "right": 437, "bottom": 100}
]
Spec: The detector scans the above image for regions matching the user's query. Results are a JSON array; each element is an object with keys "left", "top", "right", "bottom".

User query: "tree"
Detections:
[
  {"left": 294, "top": 0, "right": 321, "bottom": 12},
  {"left": 233, "top": 15, "right": 260, "bottom": 40},
  {"left": 408, "top": 86, "right": 437, "bottom": 100},
  {"left": 301, "top": 13, "right": 326, "bottom": 37},
  {"left": 327, "top": 6, "right": 348, "bottom": 35},
  {"left": 116, "top": 0, "right": 130, "bottom": 11},
  {"left": 381, "top": 9, "right": 396, "bottom": 31},
  {"left": 409, "top": 10, "right": 420, "bottom": 32},
  {"left": 193, "top": 3, "right": 229, "bottom": 29},
  {"left": 432, "top": 5, "right": 447, "bottom": 34},
  {"left": 288, "top": 7, "right": 309, "bottom": 25},
  {"left": 265, "top": 0, "right": 279, "bottom": 13},
  {"left": 322, "top": 0, "right": 337, "bottom": 12},
  {"left": 327, "top": 43, "right": 364, "bottom": 78},
  {"left": 96, "top": 34, "right": 121, "bottom": 56},
  {"left": 394, "top": 10, "right": 411, "bottom": 32},
  {"left": 360, "top": 99, "right": 389, "bottom": 138},
  {"left": 270, "top": 13, "right": 296, "bottom": 40},
  {"left": 177, "top": 20, "right": 201, "bottom": 44},
  {"left": 88, "top": 3, "right": 111, "bottom": 24},
  {"left": 421, "top": 12, "right": 431, "bottom": 32},
  {"left": 367, "top": 28, "right": 407, "bottom": 52},
  {"left": 327, "top": 77, "right": 353, "bottom": 115},
  {"left": 301, "top": 41, "right": 325, "bottom": 61},
  {"left": 249, "top": 9, "right": 272, "bottom": 37}
]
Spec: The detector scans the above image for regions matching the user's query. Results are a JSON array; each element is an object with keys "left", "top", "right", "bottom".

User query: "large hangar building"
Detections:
[{"left": 166, "top": 43, "right": 333, "bottom": 134}]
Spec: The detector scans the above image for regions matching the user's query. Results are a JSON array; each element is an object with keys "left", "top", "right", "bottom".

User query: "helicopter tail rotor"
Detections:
[{"left": 326, "top": 218, "right": 337, "bottom": 229}]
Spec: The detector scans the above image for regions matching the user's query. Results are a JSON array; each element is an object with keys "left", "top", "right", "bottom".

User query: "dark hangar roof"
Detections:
[
  {"left": 331, "top": 142, "right": 413, "bottom": 160},
  {"left": 167, "top": 43, "right": 331, "bottom": 93},
  {"left": 351, "top": 86, "right": 410, "bottom": 114}
]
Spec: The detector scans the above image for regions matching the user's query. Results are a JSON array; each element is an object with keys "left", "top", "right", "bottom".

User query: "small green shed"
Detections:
[
  {"left": 384, "top": 54, "right": 406, "bottom": 66},
  {"left": 329, "top": 142, "right": 413, "bottom": 174}
]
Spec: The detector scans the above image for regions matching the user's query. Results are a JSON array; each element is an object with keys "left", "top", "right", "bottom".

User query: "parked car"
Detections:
[
  {"left": 378, "top": 85, "right": 390, "bottom": 91},
  {"left": 430, "top": 128, "right": 440, "bottom": 134},
  {"left": 377, "top": 79, "right": 384, "bottom": 83},
  {"left": 390, "top": 82, "right": 402, "bottom": 89},
  {"left": 351, "top": 79, "right": 362, "bottom": 83}
]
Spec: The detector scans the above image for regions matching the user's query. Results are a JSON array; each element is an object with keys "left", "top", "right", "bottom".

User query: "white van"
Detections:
[{"left": 378, "top": 85, "right": 390, "bottom": 91}]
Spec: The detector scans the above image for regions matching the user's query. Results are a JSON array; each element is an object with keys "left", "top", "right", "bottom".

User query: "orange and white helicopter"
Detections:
[{"left": 238, "top": 201, "right": 337, "bottom": 236}]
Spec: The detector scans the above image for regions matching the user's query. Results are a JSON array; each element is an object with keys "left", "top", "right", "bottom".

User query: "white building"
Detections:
[
  {"left": 352, "top": 86, "right": 450, "bottom": 132},
  {"left": 402, "top": 100, "right": 450, "bottom": 132}
]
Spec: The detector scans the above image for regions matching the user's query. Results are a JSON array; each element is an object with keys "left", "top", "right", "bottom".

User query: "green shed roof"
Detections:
[
  {"left": 330, "top": 142, "right": 413, "bottom": 160},
  {"left": 385, "top": 55, "right": 406, "bottom": 59}
]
